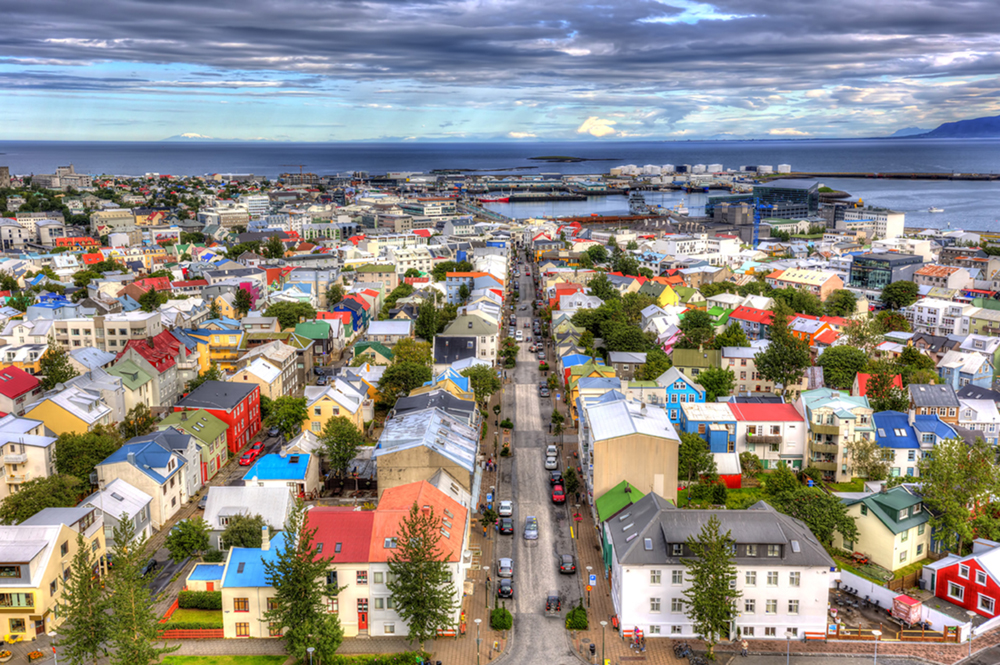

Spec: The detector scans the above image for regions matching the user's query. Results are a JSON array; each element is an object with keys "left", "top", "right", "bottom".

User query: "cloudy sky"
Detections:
[{"left": 1, "top": 0, "right": 998, "bottom": 141}]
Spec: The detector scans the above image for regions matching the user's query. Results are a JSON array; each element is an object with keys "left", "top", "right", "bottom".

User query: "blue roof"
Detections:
[
  {"left": 560, "top": 354, "right": 605, "bottom": 368},
  {"left": 97, "top": 440, "right": 184, "bottom": 484},
  {"left": 423, "top": 368, "right": 471, "bottom": 393},
  {"left": 243, "top": 453, "right": 310, "bottom": 481},
  {"left": 873, "top": 411, "right": 918, "bottom": 449},
  {"left": 170, "top": 328, "right": 199, "bottom": 352},
  {"left": 188, "top": 563, "right": 225, "bottom": 581},
  {"left": 222, "top": 532, "right": 288, "bottom": 588},
  {"left": 578, "top": 376, "right": 620, "bottom": 390},
  {"left": 119, "top": 295, "right": 140, "bottom": 311},
  {"left": 913, "top": 414, "right": 958, "bottom": 439}
]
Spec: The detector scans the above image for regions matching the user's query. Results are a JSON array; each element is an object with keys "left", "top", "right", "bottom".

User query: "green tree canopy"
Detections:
[
  {"left": 712, "top": 321, "right": 750, "bottom": 349},
  {"left": 187, "top": 362, "right": 224, "bottom": 393},
  {"left": 753, "top": 304, "right": 810, "bottom": 395},
  {"left": 866, "top": 361, "right": 910, "bottom": 412},
  {"left": 165, "top": 516, "right": 211, "bottom": 563},
  {"left": 320, "top": 416, "right": 365, "bottom": 478},
  {"left": 56, "top": 533, "right": 110, "bottom": 665},
  {"left": 415, "top": 299, "right": 439, "bottom": 342},
  {"left": 678, "top": 432, "right": 717, "bottom": 483},
  {"left": 264, "top": 301, "right": 318, "bottom": 329},
  {"left": 378, "top": 361, "right": 433, "bottom": 404},
  {"left": 39, "top": 335, "right": 79, "bottom": 390},
  {"left": 824, "top": 289, "right": 858, "bottom": 317},
  {"left": 817, "top": 346, "right": 869, "bottom": 390},
  {"left": 461, "top": 364, "right": 501, "bottom": 408},
  {"left": 392, "top": 338, "right": 433, "bottom": 367},
  {"left": 698, "top": 281, "right": 739, "bottom": 298},
  {"left": 637, "top": 347, "right": 671, "bottom": 381},
  {"left": 845, "top": 437, "right": 891, "bottom": 481},
  {"left": 585, "top": 245, "right": 609, "bottom": 265},
  {"left": 0, "top": 474, "right": 81, "bottom": 524},
  {"left": 221, "top": 513, "right": 271, "bottom": 549},
  {"left": 118, "top": 404, "right": 157, "bottom": 440},
  {"left": 138, "top": 287, "right": 161, "bottom": 312},
  {"left": 676, "top": 308, "right": 715, "bottom": 349},
  {"left": 264, "top": 235, "right": 286, "bottom": 259},
  {"left": 875, "top": 310, "right": 911, "bottom": 333},
  {"left": 327, "top": 283, "right": 345, "bottom": 306},
  {"left": 265, "top": 397, "right": 309, "bottom": 439},
  {"left": 587, "top": 272, "right": 620, "bottom": 301},
  {"left": 696, "top": 367, "right": 736, "bottom": 402},
  {"left": 771, "top": 286, "right": 823, "bottom": 316},
  {"left": 233, "top": 287, "right": 253, "bottom": 316},
  {"left": 681, "top": 516, "right": 740, "bottom": 659},
  {"left": 880, "top": 280, "right": 919, "bottom": 309},
  {"left": 54, "top": 428, "right": 124, "bottom": 486}
]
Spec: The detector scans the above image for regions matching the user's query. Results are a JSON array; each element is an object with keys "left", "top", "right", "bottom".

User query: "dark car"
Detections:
[
  {"left": 497, "top": 578, "right": 514, "bottom": 599},
  {"left": 499, "top": 517, "right": 514, "bottom": 535},
  {"left": 539, "top": 381, "right": 547, "bottom": 390},
  {"left": 549, "top": 470, "right": 563, "bottom": 485},
  {"left": 546, "top": 591, "right": 561, "bottom": 614},
  {"left": 140, "top": 559, "right": 158, "bottom": 578},
  {"left": 551, "top": 484, "right": 566, "bottom": 504},
  {"left": 559, "top": 554, "right": 577, "bottom": 574},
  {"left": 316, "top": 376, "right": 328, "bottom": 386},
  {"left": 268, "top": 427, "right": 281, "bottom": 437}
]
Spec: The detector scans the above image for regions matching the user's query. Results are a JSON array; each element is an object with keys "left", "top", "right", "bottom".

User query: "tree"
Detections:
[
  {"left": 7, "top": 292, "right": 34, "bottom": 312},
  {"left": 233, "top": 287, "right": 253, "bottom": 316},
  {"left": 712, "top": 321, "right": 749, "bottom": 349},
  {"left": 265, "top": 235, "right": 286, "bottom": 259},
  {"left": 165, "top": 516, "right": 211, "bottom": 563},
  {"left": 327, "top": 283, "right": 345, "bottom": 306},
  {"left": 415, "top": 299, "right": 439, "bottom": 341},
  {"left": 461, "top": 364, "right": 501, "bottom": 408},
  {"left": 106, "top": 518, "right": 179, "bottom": 665},
  {"left": 320, "top": 416, "right": 365, "bottom": 478},
  {"left": 404, "top": 268, "right": 422, "bottom": 278},
  {"left": 562, "top": 466, "right": 581, "bottom": 497},
  {"left": 696, "top": 367, "right": 736, "bottom": 402},
  {"left": 54, "top": 428, "right": 123, "bottom": 485},
  {"left": 841, "top": 315, "right": 885, "bottom": 356},
  {"left": 457, "top": 283, "right": 470, "bottom": 303},
  {"left": 845, "top": 437, "right": 891, "bottom": 481},
  {"left": 264, "top": 301, "right": 317, "bottom": 329},
  {"left": 138, "top": 287, "right": 161, "bottom": 312},
  {"left": 578, "top": 254, "right": 593, "bottom": 269},
  {"left": 678, "top": 432, "right": 717, "bottom": 483},
  {"left": 626, "top": 240, "right": 639, "bottom": 250},
  {"left": 739, "top": 452, "right": 762, "bottom": 478},
  {"left": 56, "top": 533, "right": 110, "bottom": 665},
  {"left": 676, "top": 309, "right": 715, "bottom": 349},
  {"left": 551, "top": 409, "right": 565, "bottom": 436},
  {"left": 39, "top": 335, "right": 79, "bottom": 390},
  {"left": 186, "top": 362, "right": 224, "bottom": 392},
  {"left": 698, "top": 282, "right": 738, "bottom": 298},
  {"left": 265, "top": 396, "right": 309, "bottom": 439},
  {"left": 208, "top": 298, "right": 222, "bottom": 320},
  {"left": 775, "top": 489, "right": 859, "bottom": 546},
  {"left": 817, "top": 346, "right": 869, "bottom": 390},
  {"left": 866, "top": 361, "right": 910, "bottom": 412},
  {"left": 636, "top": 348, "right": 671, "bottom": 381},
  {"left": 898, "top": 345, "right": 936, "bottom": 385},
  {"left": 587, "top": 272, "right": 619, "bottom": 301},
  {"left": 771, "top": 287, "right": 823, "bottom": 317},
  {"left": 386, "top": 503, "right": 458, "bottom": 648},
  {"left": 221, "top": 513, "right": 270, "bottom": 549},
  {"left": 920, "top": 437, "right": 1000, "bottom": 554},
  {"left": 392, "top": 338, "right": 432, "bottom": 367},
  {"left": 762, "top": 463, "right": 801, "bottom": 499},
  {"left": 585, "top": 245, "right": 608, "bottom": 265},
  {"left": 0, "top": 474, "right": 81, "bottom": 524},
  {"left": 875, "top": 310, "right": 910, "bottom": 333},
  {"left": 880, "top": 281, "right": 919, "bottom": 309},
  {"left": 824, "top": 290, "right": 858, "bottom": 317},
  {"left": 681, "top": 516, "right": 740, "bottom": 659},
  {"left": 264, "top": 500, "right": 344, "bottom": 662},
  {"left": 753, "top": 305, "right": 810, "bottom": 395},
  {"left": 378, "top": 361, "right": 432, "bottom": 403},
  {"left": 603, "top": 321, "right": 652, "bottom": 353},
  {"left": 118, "top": 403, "right": 157, "bottom": 440}
]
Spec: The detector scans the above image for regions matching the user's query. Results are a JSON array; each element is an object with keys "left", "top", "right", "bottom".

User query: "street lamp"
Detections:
[
  {"left": 47, "top": 632, "right": 57, "bottom": 665},
  {"left": 475, "top": 618, "right": 483, "bottom": 665},
  {"left": 967, "top": 610, "right": 977, "bottom": 659},
  {"left": 586, "top": 566, "right": 593, "bottom": 608},
  {"left": 870, "top": 629, "right": 881, "bottom": 665},
  {"left": 306, "top": 647, "right": 314, "bottom": 665},
  {"left": 784, "top": 630, "right": 794, "bottom": 665},
  {"left": 600, "top": 620, "right": 608, "bottom": 665}
]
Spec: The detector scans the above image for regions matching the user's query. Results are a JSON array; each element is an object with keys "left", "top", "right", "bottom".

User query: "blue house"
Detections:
[
  {"left": 937, "top": 350, "right": 993, "bottom": 391},
  {"left": 655, "top": 367, "right": 706, "bottom": 428},
  {"left": 874, "top": 411, "right": 957, "bottom": 478},
  {"left": 679, "top": 401, "right": 736, "bottom": 453}
]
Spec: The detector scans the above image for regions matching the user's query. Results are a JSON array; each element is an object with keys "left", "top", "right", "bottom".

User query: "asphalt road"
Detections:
[{"left": 497, "top": 259, "right": 584, "bottom": 665}]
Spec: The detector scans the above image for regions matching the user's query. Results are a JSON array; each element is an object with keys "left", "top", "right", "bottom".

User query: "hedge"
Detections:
[
  {"left": 178, "top": 590, "right": 223, "bottom": 610},
  {"left": 296, "top": 652, "right": 430, "bottom": 665},
  {"left": 161, "top": 620, "right": 223, "bottom": 630}
]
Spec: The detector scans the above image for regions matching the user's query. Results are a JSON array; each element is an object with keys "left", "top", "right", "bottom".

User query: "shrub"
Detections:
[
  {"left": 499, "top": 418, "right": 514, "bottom": 430},
  {"left": 202, "top": 548, "right": 224, "bottom": 563},
  {"left": 801, "top": 466, "right": 823, "bottom": 483},
  {"left": 178, "top": 590, "right": 223, "bottom": 610},
  {"left": 712, "top": 481, "right": 727, "bottom": 505},
  {"left": 162, "top": 620, "right": 223, "bottom": 630},
  {"left": 565, "top": 601, "right": 588, "bottom": 630},
  {"left": 491, "top": 603, "right": 513, "bottom": 631},
  {"left": 689, "top": 482, "right": 715, "bottom": 502}
]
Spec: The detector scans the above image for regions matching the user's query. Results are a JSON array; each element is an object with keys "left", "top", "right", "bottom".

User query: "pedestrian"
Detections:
[
  {"left": 740, "top": 639, "right": 748, "bottom": 657},
  {"left": 483, "top": 523, "right": 488, "bottom": 538}
]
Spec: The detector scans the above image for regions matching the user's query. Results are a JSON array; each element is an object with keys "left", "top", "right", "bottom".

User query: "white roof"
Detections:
[
  {"left": 304, "top": 385, "right": 362, "bottom": 414},
  {"left": 82, "top": 478, "right": 153, "bottom": 523},
  {"left": 367, "top": 320, "right": 413, "bottom": 337},
  {"left": 586, "top": 397, "right": 678, "bottom": 442},
  {"left": 28, "top": 385, "right": 111, "bottom": 425},
  {"left": 203, "top": 486, "right": 292, "bottom": 531},
  {"left": 240, "top": 357, "right": 281, "bottom": 384}
]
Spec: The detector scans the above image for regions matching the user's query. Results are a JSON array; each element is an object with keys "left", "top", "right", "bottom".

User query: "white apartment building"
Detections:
[
  {"left": 388, "top": 245, "right": 435, "bottom": 275},
  {"left": 242, "top": 195, "right": 270, "bottom": 220},
  {"left": 902, "top": 299, "right": 972, "bottom": 336},
  {"left": 606, "top": 494, "right": 834, "bottom": 641},
  {"left": 958, "top": 399, "right": 1000, "bottom": 446},
  {"left": 843, "top": 209, "right": 904, "bottom": 240}
]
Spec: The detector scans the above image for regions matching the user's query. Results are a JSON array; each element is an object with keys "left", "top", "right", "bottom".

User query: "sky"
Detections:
[{"left": 1, "top": 0, "right": 999, "bottom": 142}]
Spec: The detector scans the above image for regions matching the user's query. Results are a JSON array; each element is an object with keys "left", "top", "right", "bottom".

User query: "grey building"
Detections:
[
  {"left": 81, "top": 479, "right": 153, "bottom": 549},
  {"left": 849, "top": 253, "right": 924, "bottom": 293},
  {"left": 609, "top": 351, "right": 647, "bottom": 382}
]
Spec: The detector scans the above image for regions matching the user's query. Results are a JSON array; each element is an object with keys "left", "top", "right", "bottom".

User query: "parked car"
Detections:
[
  {"left": 499, "top": 517, "right": 514, "bottom": 535},
  {"left": 524, "top": 516, "right": 539, "bottom": 540},
  {"left": 250, "top": 441, "right": 264, "bottom": 453},
  {"left": 515, "top": 330, "right": 524, "bottom": 341},
  {"left": 537, "top": 351, "right": 546, "bottom": 360},
  {"left": 140, "top": 559, "right": 158, "bottom": 578},
  {"left": 544, "top": 456, "right": 558, "bottom": 470},
  {"left": 498, "top": 500, "right": 513, "bottom": 517},
  {"left": 549, "top": 469, "right": 563, "bottom": 485},
  {"left": 497, "top": 578, "right": 514, "bottom": 599},
  {"left": 551, "top": 484, "right": 566, "bottom": 504},
  {"left": 545, "top": 445, "right": 558, "bottom": 457},
  {"left": 197, "top": 494, "right": 209, "bottom": 510},
  {"left": 239, "top": 448, "right": 261, "bottom": 466},
  {"left": 559, "top": 554, "right": 577, "bottom": 574},
  {"left": 267, "top": 427, "right": 281, "bottom": 438},
  {"left": 498, "top": 557, "right": 514, "bottom": 578},
  {"left": 539, "top": 387, "right": 550, "bottom": 398},
  {"left": 316, "top": 376, "right": 328, "bottom": 386}
]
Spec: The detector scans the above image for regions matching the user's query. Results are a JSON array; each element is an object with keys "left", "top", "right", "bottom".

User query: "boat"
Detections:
[
  {"left": 478, "top": 195, "right": 509, "bottom": 203},
  {"left": 928, "top": 206, "right": 944, "bottom": 213},
  {"left": 629, "top": 191, "right": 649, "bottom": 215},
  {"left": 672, "top": 203, "right": 689, "bottom": 215}
]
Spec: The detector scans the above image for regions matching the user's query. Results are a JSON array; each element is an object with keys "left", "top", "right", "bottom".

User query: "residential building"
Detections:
[
  {"left": 0, "top": 415, "right": 56, "bottom": 500},
  {"left": 80, "top": 479, "right": 153, "bottom": 550},
  {"left": 795, "top": 389, "right": 874, "bottom": 483},
  {"left": 303, "top": 382, "right": 367, "bottom": 435},
  {"left": 157, "top": 409, "right": 230, "bottom": 484},
  {"left": 923, "top": 539, "right": 1000, "bottom": 619},
  {"left": 174, "top": 381, "right": 261, "bottom": 454},
  {"left": 723, "top": 345, "right": 808, "bottom": 397},
  {"left": 23, "top": 385, "right": 113, "bottom": 435},
  {"left": 203, "top": 486, "right": 292, "bottom": 550},
  {"left": 242, "top": 452, "right": 321, "bottom": 497},
  {"left": 908, "top": 384, "right": 960, "bottom": 426},
  {"left": 848, "top": 253, "right": 923, "bottom": 295},
  {"left": 873, "top": 410, "right": 957, "bottom": 477},
  {"left": 913, "top": 265, "right": 972, "bottom": 291},
  {"left": 958, "top": 399, "right": 1000, "bottom": 446},
  {"left": 0, "top": 366, "right": 42, "bottom": 416},
  {"left": 765, "top": 268, "right": 843, "bottom": 301},
  {"left": 902, "top": 299, "right": 971, "bottom": 337},
  {"left": 96, "top": 439, "right": 188, "bottom": 529},
  {"left": 234, "top": 357, "right": 283, "bottom": 400},
  {"left": 937, "top": 350, "right": 993, "bottom": 391},
  {"left": 434, "top": 315, "right": 498, "bottom": 366},
  {"left": 729, "top": 307, "right": 774, "bottom": 341},
  {"left": 679, "top": 402, "right": 737, "bottom": 454},
  {"left": 365, "top": 320, "right": 414, "bottom": 345},
  {"left": 841, "top": 208, "right": 905, "bottom": 240},
  {"left": 729, "top": 403, "right": 806, "bottom": 470},
  {"left": 241, "top": 341, "right": 300, "bottom": 397},
  {"left": 834, "top": 487, "right": 930, "bottom": 572},
  {"left": 653, "top": 368, "right": 706, "bottom": 428},
  {"left": 608, "top": 352, "right": 647, "bottom": 382}
]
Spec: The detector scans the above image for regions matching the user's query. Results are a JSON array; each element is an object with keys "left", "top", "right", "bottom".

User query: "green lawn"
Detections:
[
  {"left": 827, "top": 478, "right": 866, "bottom": 492},
  {"left": 162, "top": 658, "right": 285, "bottom": 665},
  {"left": 164, "top": 608, "right": 223, "bottom": 627}
]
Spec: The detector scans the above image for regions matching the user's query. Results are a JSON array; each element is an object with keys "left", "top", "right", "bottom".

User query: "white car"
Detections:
[
  {"left": 545, "top": 445, "right": 558, "bottom": 458},
  {"left": 498, "top": 500, "right": 513, "bottom": 517},
  {"left": 515, "top": 330, "right": 523, "bottom": 341},
  {"left": 544, "top": 456, "right": 558, "bottom": 470}
]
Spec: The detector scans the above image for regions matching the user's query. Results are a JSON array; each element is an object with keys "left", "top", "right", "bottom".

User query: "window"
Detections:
[
  {"left": 977, "top": 571, "right": 988, "bottom": 586},
  {"left": 899, "top": 551, "right": 908, "bottom": 563},
  {"left": 374, "top": 598, "right": 384, "bottom": 610},
  {"left": 917, "top": 544, "right": 924, "bottom": 556},
  {"left": 328, "top": 598, "right": 339, "bottom": 614},
  {"left": 234, "top": 598, "right": 249, "bottom": 612},
  {"left": 671, "top": 570, "right": 683, "bottom": 585},
  {"left": 901, "top": 531, "right": 909, "bottom": 543},
  {"left": 49, "top": 580, "right": 57, "bottom": 596},
  {"left": 650, "top": 598, "right": 661, "bottom": 613},
  {"left": 698, "top": 424, "right": 706, "bottom": 434},
  {"left": 235, "top": 622, "right": 250, "bottom": 637},
  {"left": 650, "top": 570, "right": 661, "bottom": 585},
  {"left": 788, "top": 600, "right": 799, "bottom": 615},
  {"left": 745, "top": 571, "right": 757, "bottom": 587},
  {"left": 765, "top": 627, "right": 776, "bottom": 637},
  {"left": 767, "top": 571, "right": 778, "bottom": 587},
  {"left": 671, "top": 625, "right": 683, "bottom": 635},
  {"left": 0, "top": 566, "right": 20, "bottom": 579},
  {"left": 949, "top": 582, "right": 965, "bottom": 601},
  {"left": 670, "top": 598, "right": 684, "bottom": 613},
  {"left": 744, "top": 599, "right": 756, "bottom": 614},
  {"left": 384, "top": 623, "right": 396, "bottom": 634},
  {"left": 860, "top": 504, "right": 868, "bottom": 516},
  {"left": 913, "top": 503, "right": 921, "bottom": 514},
  {"left": 672, "top": 544, "right": 683, "bottom": 556},
  {"left": 765, "top": 600, "right": 777, "bottom": 615},
  {"left": 743, "top": 627, "right": 755, "bottom": 637},
  {"left": 767, "top": 545, "right": 780, "bottom": 557},
  {"left": 789, "top": 572, "right": 800, "bottom": 587},
  {"left": 8, "top": 619, "right": 25, "bottom": 634},
  {"left": 0, "top": 593, "right": 32, "bottom": 608},
  {"left": 649, "top": 625, "right": 661, "bottom": 635},
  {"left": 269, "top": 623, "right": 282, "bottom": 637},
  {"left": 960, "top": 565, "right": 970, "bottom": 579},
  {"left": 387, "top": 597, "right": 396, "bottom": 609},
  {"left": 374, "top": 572, "right": 384, "bottom": 584},
  {"left": 788, "top": 628, "right": 798, "bottom": 638},
  {"left": 314, "top": 407, "right": 322, "bottom": 416},
  {"left": 980, "top": 595, "right": 995, "bottom": 614},
  {"left": 898, "top": 509, "right": 908, "bottom": 520},
  {"left": 357, "top": 571, "right": 368, "bottom": 585},
  {"left": 746, "top": 545, "right": 757, "bottom": 557},
  {"left": 60, "top": 541, "right": 69, "bottom": 557},
  {"left": 918, "top": 524, "right": 926, "bottom": 536}
]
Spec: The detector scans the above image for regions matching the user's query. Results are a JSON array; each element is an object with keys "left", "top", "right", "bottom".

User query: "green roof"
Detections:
[
  {"left": 159, "top": 409, "right": 228, "bottom": 447},
  {"left": 294, "top": 321, "right": 331, "bottom": 339},
  {"left": 354, "top": 341, "right": 394, "bottom": 360},
  {"left": 596, "top": 480, "right": 646, "bottom": 522},
  {"left": 443, "top": 315, "right": 496, "bottom": 336},
  {"left": 843, "top": 487, "right": 929, "bottom": 535},
  {"left": 356, "top": 264, "right": 394, "bottom": 272},
  {"left": 107, "top": 359, "right": 152, "bottom": 390},
  {"left": 627, "top": 381, "right": 658, "bottom": 388}
]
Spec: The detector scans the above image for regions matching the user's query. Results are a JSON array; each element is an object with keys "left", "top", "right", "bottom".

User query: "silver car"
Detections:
[
  {"left": 544, "top": 456, "right": 558, "bottom": 470},
  {"left": 524, "top": 516, "right": 539, "bottom": 540},
  {"left": 498, "top": 500, "right": 513, "bottom": 517},
  {"left": 498, "top": 557, "right": 513, "bottom": 578}
]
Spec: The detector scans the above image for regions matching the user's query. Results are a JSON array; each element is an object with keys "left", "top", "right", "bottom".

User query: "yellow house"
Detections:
[
  {"left": 567, "top": 361, "right": 617, "bottom": 421},
  {"left": 233, "top": 357, "right": 283, "bottom": 401},
  {"left": 0, "top": 506, "right": 107, "bottom": 639},
  {"left": 24, "top": 386, "right": 113, "bottom": 435},
  {"left": 214, "top": 293, "right": 239, "bottom": 321},
  {"left": 187, "top": 330, "right": 245, "bottom": 371},
  {"left": 833, "top": 486, "right": 931, "bottom": 572},
  {"left": 408, "top": 369, "right": 475, "bottom": 402},
  {"left": 303, "top": 385, "right": 365, "bottom": 435},
  {"left": 638, "top": 280, "right": 679, "bottom": 308}
]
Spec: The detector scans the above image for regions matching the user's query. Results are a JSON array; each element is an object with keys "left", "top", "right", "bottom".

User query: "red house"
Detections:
[
  {"left": 0, "top": 366, "right": 42, "bottom": 416},
  {"left": 173, "top": 380, "right": 261, "bottom": 454},
  {"left": 928, "top": 539, "right": 1000, "bottom": 618}
]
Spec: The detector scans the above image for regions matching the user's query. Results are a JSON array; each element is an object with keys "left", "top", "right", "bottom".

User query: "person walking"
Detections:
[{"left": 740, "top": 639, "right": 748, "bottom": 657}]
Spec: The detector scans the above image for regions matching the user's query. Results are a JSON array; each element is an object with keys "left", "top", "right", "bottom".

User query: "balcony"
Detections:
[
  {"left": 3, "top": 453, "right": 27, "bottom": 465},
  {"left": 809, "top": 461, "right": 837, "bottom": 472},
  {"left": 810, "top": 443, "right": 839, "bottom": 454},
  {"left": 747, "top": 434, "right": 782, "bottom": 445},
  {"left": 810, "top": 424, "right": 842, "bottom": 436},
  {"left": 6, "top": 473, "right": 28, "bottom": 484}
]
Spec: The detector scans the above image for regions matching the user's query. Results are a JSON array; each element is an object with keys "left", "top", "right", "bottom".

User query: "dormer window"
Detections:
[
  {"left": 898, "top": 509, "right": 908, "bottom": 520},
  {"left": 672, "top": 544, "right": 683, "bottom": 556}
]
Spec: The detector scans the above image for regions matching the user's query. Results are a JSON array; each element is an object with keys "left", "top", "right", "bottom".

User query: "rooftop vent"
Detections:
[
  {"left": 791, "top": 540, "right": 801, "bottom": 553},
  {"left": 625, "top": 532, "right": 638, "bottom": 543}
]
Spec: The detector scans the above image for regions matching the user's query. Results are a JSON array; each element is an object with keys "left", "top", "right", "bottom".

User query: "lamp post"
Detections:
[
  {"left": 968, "top": 610, "right": 977, "bottom": 659},
  {"left": 483, "top": 565, "right": 490, "bottom": 610},
  {"left": 586, "top": 566, "right": 593, "bottom": 608},
  {"left": 306, "top": 646, "right": 315, "bottom": 665},
  {"left": 784, "top": 630, "right": 794, "bottom": 665},
  {"left": 600, "top": 620, "right": 608, "bottom": 665},
  {"left": 47, "top": 631, "right": 57, "bottom": 665},
  {"left": 870, "top": 629, "right": 881, "bottom": 665},
  {"left": 475, "top": 618, "right": 483, "bottom": 665}
]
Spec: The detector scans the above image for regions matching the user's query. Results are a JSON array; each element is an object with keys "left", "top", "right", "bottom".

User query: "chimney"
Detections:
[
  {"left": 127, "top": 452, "right": 136, "bottom": 465},
  {"left": 181, "top": 411, "right": 188, "bottom": 421},
  {"left": 640, "top": 402, "right": 647, "bottom": 412},
  {"left": 261, "top": 525, "right": 270, "bottom": 551},
  {"left": 146, "top": 336, "right": 155, "bottom": 349}
]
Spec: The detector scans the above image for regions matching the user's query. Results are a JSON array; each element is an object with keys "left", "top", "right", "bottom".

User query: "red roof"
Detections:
[
  {"left": 316, "top": 311, "right": 352, "bottom": 326},
  {"left": 133, "top": 276, "right": 172, "bottom": 292},
  {"left": 369, "top": 481, "right": 468, "bottom": 563},
  {"left": 117, "top": 330, "right": 182, "bottom": 373},
  {"left": 814, "top": 329, "right": 840, "bottom": 345},
  {"left": 608, "top": 271, "right": 648, "bottom": 285},
  {"left": 854, "top": 373, "right": 903, "bottom": 396},
  {"left": 0, "top": 366, "right": 40, "bottom": 399},
  {"left": 307, "top": 507, "right": 374, "bottom": 563},
  {"left": 404, "top": 277, "right": 430, "bottom": 285},
  {"left": 728, "top": 403, "right": 804, "bottom": 422},
  {"left": 412, "top": 229, "right": 432, "bottom": 238},
  {"left": 172, "top": 279, "right": 208, "bottom": 288},
  {"left": 82, "top": 252, "right": 106, "bottom": 265},
  {"left": 348, "top": 235, "right": 365, "bottom": 245},
  {"left": 730, "top": 306, "right": 774, "bottom": 325}
]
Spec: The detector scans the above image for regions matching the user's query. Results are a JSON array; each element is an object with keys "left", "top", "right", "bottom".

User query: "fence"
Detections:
[
  {"left": 826, "top": 624, "right": 958, "bottom": 643},
  {"left": 159, "top": 598, "right": 180, "bottom": 624},
  {"left": 160, "top": 629, "right": 225, "bottom": 639},
  {"left": 887, "top": 571, "right": 921, "bottom": 592}
]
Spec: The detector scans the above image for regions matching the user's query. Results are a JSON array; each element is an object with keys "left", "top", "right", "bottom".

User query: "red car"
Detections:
[
  {"left": 250, "top": 441, "right": 264, "bottom": 453},
  {"left": 551, "top": 484, "right": 566, "bottom": 504},
  {"left": 239, "top": 448, "right": 261, "bottom": 466}
]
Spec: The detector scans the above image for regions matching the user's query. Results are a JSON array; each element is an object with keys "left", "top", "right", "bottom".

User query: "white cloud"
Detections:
[
  {"left": 769, "top": 128, "right": 810, "bottom": 136},
  {"left": 507, "top": 131, "right": 536, "bottom": 139},
  {"left": 576, "top": 116, "right": 617, "bottom": 137}
]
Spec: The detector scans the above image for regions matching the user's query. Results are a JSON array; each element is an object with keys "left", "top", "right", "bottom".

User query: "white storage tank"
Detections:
[
  {"left": 777, "top": 164, "right": 792, "bottom": 173},
  {"left": 707, "top": 163, "right": 723, "bottom": 173}
]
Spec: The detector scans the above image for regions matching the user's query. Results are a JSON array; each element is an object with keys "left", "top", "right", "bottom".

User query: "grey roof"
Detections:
[
  {"left": 68, "top": 347, "right": 117, "bottom": 370},
  {"left": 585, "top": 396, "right": 678, "bottom": 442},
  {"left": 908, "top": 383, "right": 960, "bottom": 408},
  {"left": 608, "top": 493, "right": 833, "bottom": 569},
  {"left": 434, "top": 335, "right": 477, "bottom": 365},
  {"left": 175, "top": 380, "right": 257, "bottom": 411},
  {"left": 21, "top": 506, "right": 98, "bottom": 528},
  {"left": 609, "top": 351, "right": 647, "bottom": 364},
  {"left": 203, "top": 486, "right": 293, "bottom": 532},
  {"left": 957, "top": 385, "right": 1000, "bottom": 402},
  {"left": 374, "top": 407, "right": 478, "bottom": 474},
  {"left": 393, "top": 389, "right": 477, "bottom": 426}
]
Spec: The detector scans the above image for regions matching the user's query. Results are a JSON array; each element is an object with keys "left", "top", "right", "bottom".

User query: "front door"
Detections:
[
  {"left": 358, "top": 599, "right": 368, "bottom": 632},
  {"left": 34, "top": 619, "right": 44, "bottom": 636},
  {"left": 206, "top": 582, "right": 214, "bottom": 591}
]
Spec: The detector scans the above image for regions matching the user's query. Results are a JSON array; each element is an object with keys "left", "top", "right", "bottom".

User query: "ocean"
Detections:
[{"left": 1, "top": 138, "right": 999, "bottom": 230}]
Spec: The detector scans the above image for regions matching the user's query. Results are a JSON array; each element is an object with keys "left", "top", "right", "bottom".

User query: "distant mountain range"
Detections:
[
  {"left": 891, "top": 114, "right": 1000, "bottom": 139},
  {"left": 887, "top": 126, "right": 929, "bottom": 137},
  {"left": 163, "top": 133, "right": 275, "bottom": 142}
]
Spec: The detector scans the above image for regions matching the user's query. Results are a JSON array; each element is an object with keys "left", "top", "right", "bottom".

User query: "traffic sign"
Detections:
[
  {"left": 586, "top": 585, "right": 592, "bottom": 592},
  {"left": 589, "top": 574, "right": 597, "bottom": 585}
]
